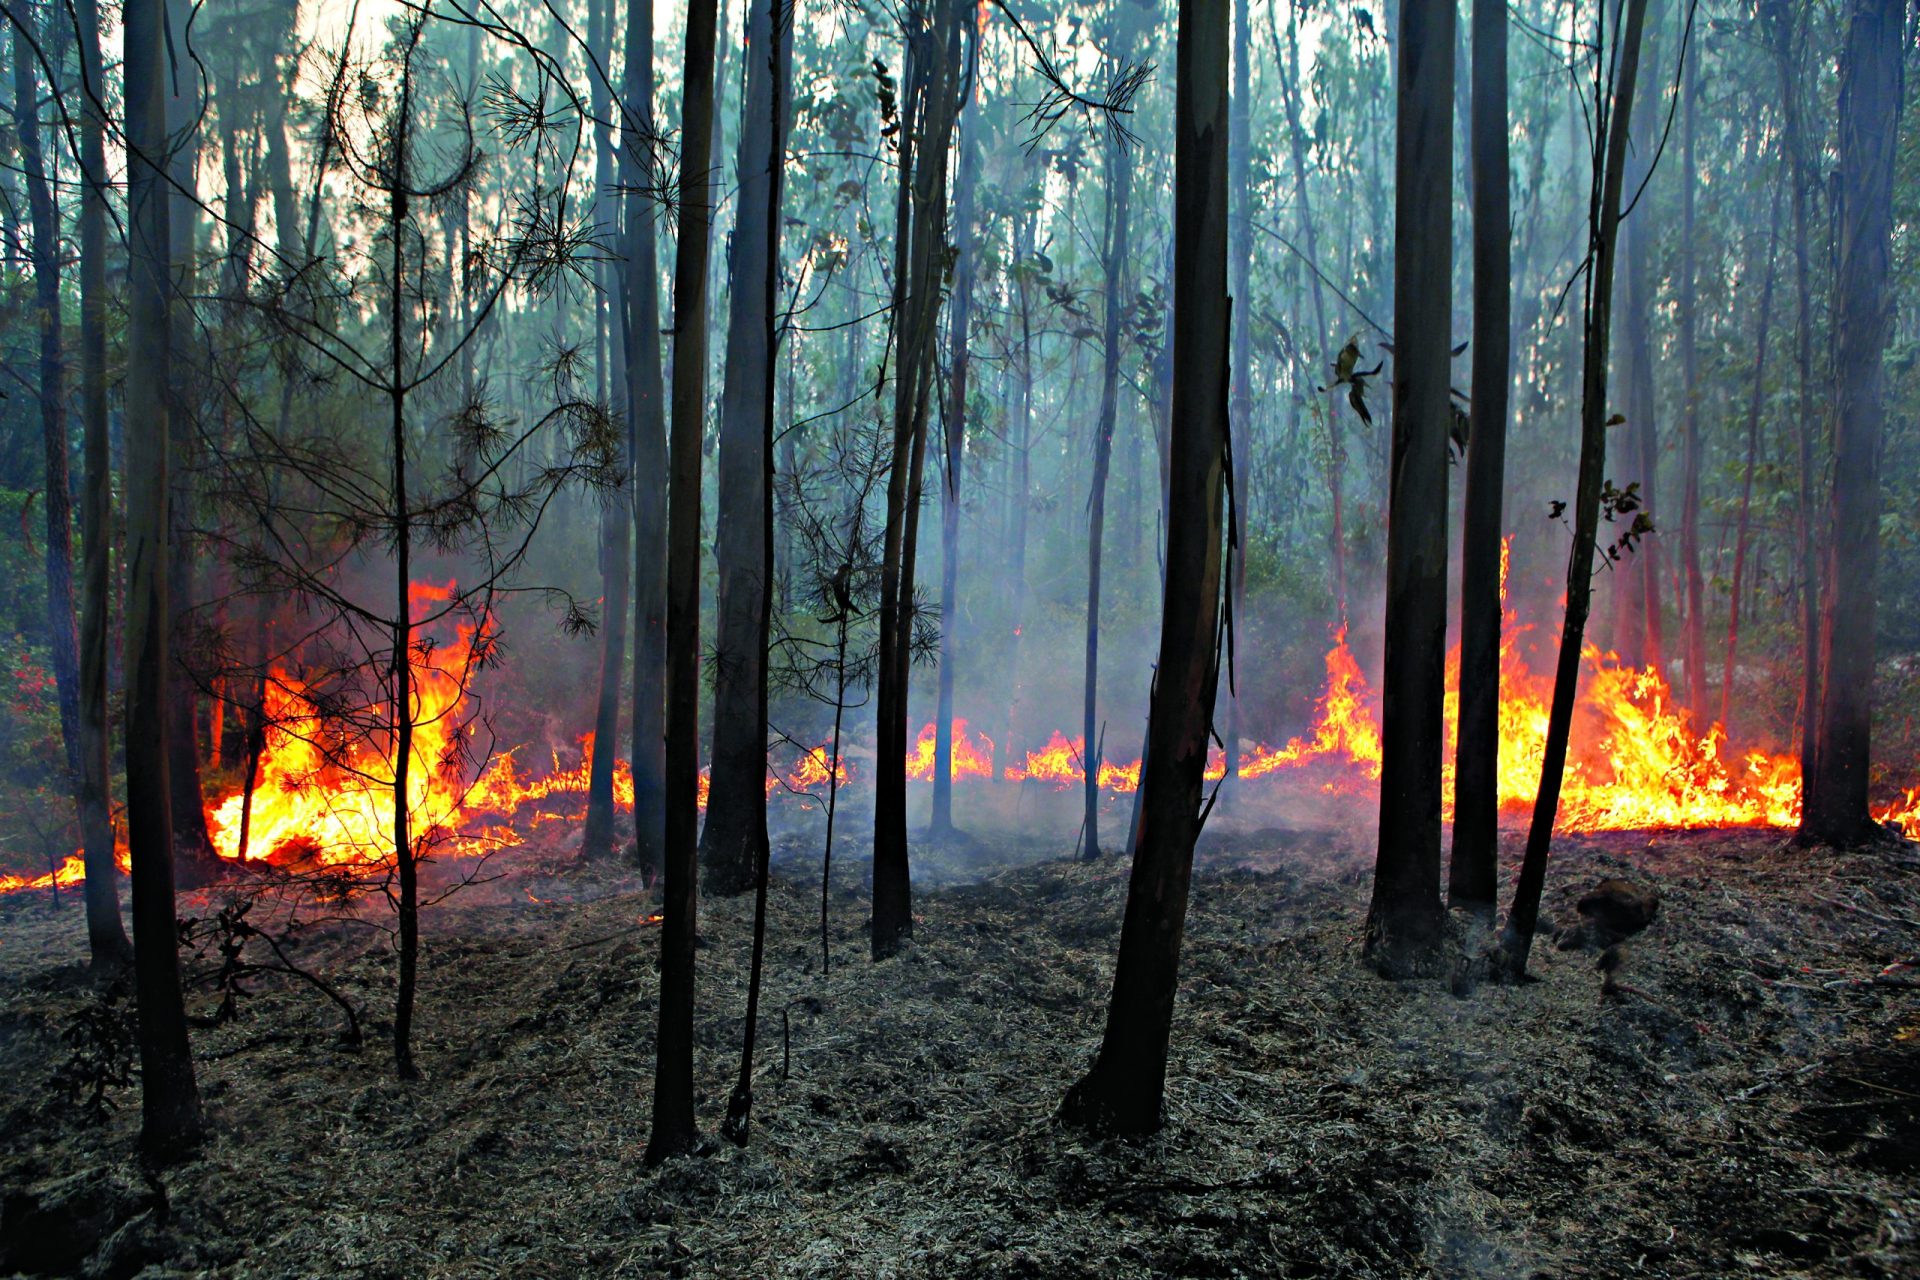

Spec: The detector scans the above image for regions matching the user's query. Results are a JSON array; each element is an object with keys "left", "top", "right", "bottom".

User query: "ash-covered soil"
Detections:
[{"left": 2, "top": 822, "right": 1918, "bottom": 1278}]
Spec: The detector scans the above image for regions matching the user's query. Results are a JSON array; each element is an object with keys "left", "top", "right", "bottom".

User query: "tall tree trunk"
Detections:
[
  {"left": 162, "top": 0, "right": 220, "bottom": 884},
  {"left": 1677, "top": 39, "right": 1707, "bottom": 719},
  {"left": 1799, "top": 0, "right": 1904, "bottom": 848},
  {"left": 871, "top": 1, "right": 966, "bottom": 960},
  {"left": 930, "top": 13, "right": 981, "bottom": 841},
  {"left": 1762, "top": 0, "right": 1823, "bottom": 788},
  {"left": 1059, "top": 0, "right": 1229, "bottom": 1136},
  {"left": 1724, "top": 191, "right": 1781, "bottom": 734},
  {"left": 1612, "top": 5, "right": 1663, "bottom": 674},
  {"left": 124, "top": 0, "right": 205, "bottom": 1160},
  {"left": 722, "top": 0, "right": 789, "bottom": 1146},
  {"left": 646, "top": 0, "right": 720, "bottom": 1164},
  {"left": 75, "top": 0, "right": 133, "bottom": 971},
  {"left": 1364, "top": 0, "right": 1455, "bottom": 976},
  {"left": 1002, "top": 207, "right": 1037, "bottom": 775},
  {"left": 626, "top": 0, "right": 669, "bottom": 878},
  {"left": 1448, "top": 0, "right": 1509, "bottom": 915},
  {"left": 1084, "top": 71, "right": 1135, "bottom": 862},
  {"left": 12, "top": 6, "right": 85, "bottom": 914},
  {"left": 1498, "top": 0, "right": 1652, "bottom": 980},
  {"left": 582, "top": 0, "right": 631, "bottom": 861},
  {"left": 1221, "top": 0, "right": 1250, "bottom": 801},
  {"left": 702, "top": 0, "right": 792, "bottom": 893}
]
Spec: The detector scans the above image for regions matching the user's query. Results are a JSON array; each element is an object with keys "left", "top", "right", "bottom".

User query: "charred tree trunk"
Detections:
[
  {"left": 627, "top": 0, "right": 669, "bottom": 878},
  {"left": 1221, "top": 0, "right": 1250, "bottom": 801},
  {"left": 125, "top": 0, "right": 205, "bottom": 1159},
  {"left": 1084, "top": 80, "right": 1134, "bottom": 862},
  {"left": 872, "top": 1, "right": 966, "bottom": 960},
  {"left": 702, "top": 0, "right": 791, "bottom": 894},
  {"left": 722, "top": 0, "right": 789, "bottom": 1145},
  {"left": 1059, "top": 0, "right": 1229, "bottom": 1136},
  {"left": 1799, "top": 0, "right": 1904, "bottom": 848},
  {"left": 1723, "top": 191, "right": 1781, "bottom": 735},
  {"left": 75, "top": 0, "right": 133, "bottom": 971},
  {"left": 582, "top": 0, "right": 632, "bottom": 862},
  {"left": 1448, "top": 0, "right": 1509, "bottom": 915},
  {"left": 1677, "top": 43, "right": 1707, "bottom": 720},
  {"left": 930, "top": 14, "right": 981, "bottom": 842},
  {"left": 646, "top": 0, "right": 720, "bottom": 1164},
  {"left": 1364, "top": 0, "right": 1455, "bottom": 976},
  {"left": 1498, "top": 0, "right": 1652, "bottom": 980},
  {"left": 12, "top": 8, "right": 85, "bottom": 924},
  {"left": 162, "top": 0, "right": 220, "bottom": 885}
]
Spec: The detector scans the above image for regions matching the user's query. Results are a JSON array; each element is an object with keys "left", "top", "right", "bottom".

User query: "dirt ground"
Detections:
[{"left": 2, "top": 816, "right": 1917, "bottom": 1278}]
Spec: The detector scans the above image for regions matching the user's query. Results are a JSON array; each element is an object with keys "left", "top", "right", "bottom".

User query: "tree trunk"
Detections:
[
  {"left": 124, "top": 0, "right": 205, "bottom": 1160},
  {"left": 722, "top": 0, "right": 789, "bottom": 1146},
  {"left": 646, "top": 0, "right": 720, "bottom": 1164},
  {"left": 1799, "top": 0, "right": 1904, "bottom": 848},
  {"left": 1084, "top": 84, "right": 1134, "bottom": 862},
  {"left": 1221, "top": 0, "right": 1250, "bottom": 803},
  {"left": 583, "top": 0, "right": 632, "bottom": 862},
  {"left": 1447, "top": 0, "right": 1509, "bottom": 915},
  {"left": 1723, "top": 190, "right": 1781, "bottom": 735},
  {"left": 871, "top": 0, "right": 966, "bottom": 960},
  {"left": 162, "top": 0, "right": 220, "bottom": 885},
  {"left": 1364, "top": 0, "right": 1455, "bottom": 977},
  {"left": 930, "top": 14, "right": 981, "bottom": 841},
  {"left": 1498, "top": 0, "right": 1652, "bottom": 980},
  {"left": 626, "top": 0, "right": 669, "bottom": 878},
  {"left": 75, "top": 0, "right": 133, "bottom": 971},
  {"left": 1059, "top": 0, "right": 1229, "bottom": 1136},
  {"left": 12, "top": 7, "right": 84, "bottom": 920},
  {"left": 702, "top": 0, "right": 792, "bottom": 894},
  {"left": 1677, "top": 40, "right": 1707, "bottom": 719}
]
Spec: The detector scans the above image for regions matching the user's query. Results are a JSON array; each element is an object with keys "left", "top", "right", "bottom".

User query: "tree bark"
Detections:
[
  {"left": 1498, "top": 0, "right": 1652, "bottom": 980},
  {"left": 871, "top": 0, "right": 966, "bottom": 959},
  {"left": 1364, "top": 0, "right": 1455, "bottom": 976},
  {"left": 125, "top": 0, "right": 205, "bottom": 1160},
  {"left": 702, "top": 0, "right": 792, "bottom": 894},
  {"left": 1221, "top": 0, "right": 1250, "bottom": 803},
  {"left": 1059, "top": 0, "right": 1229, "bottom": 1136},
  {"left": 1677, "top": 38, "right": 1707, "bottom": 720},
  {"left": 75, "top": 0, "right": 133, "bottom": 971},
  {"left": 930, "top": 12, "right": 982, "bottom": 841},
  {"left": 626, "top": 0, "right": 669, "bottom": 878},
  {"left": 583, "top": 0, "right": 632, "bottom": 861},
  {"left": 646, "top": 0, "right": 720, "bottom": 1164},
  {"left": 1448, "top": 0, "right": 1509, "bottom": 915},
  {"left": 1723, "top": 190, "right": 1781, "bottom": 735},
  {"left": 1799, "top": 0, "right": 1904, "bottom": 848}
]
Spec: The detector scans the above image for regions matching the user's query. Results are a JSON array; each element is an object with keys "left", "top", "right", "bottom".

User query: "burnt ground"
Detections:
[{"left": 1, "top": 821, "right": 1918, "bottom": 1278}]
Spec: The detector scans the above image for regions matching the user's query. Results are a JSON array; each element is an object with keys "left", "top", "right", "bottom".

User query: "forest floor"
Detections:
[{"left": 2, "top": 810, "right": 1918, "bottom": 1279}]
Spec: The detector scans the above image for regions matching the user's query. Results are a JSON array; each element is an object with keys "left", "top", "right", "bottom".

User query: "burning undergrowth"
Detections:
[{"left": 2, "top": 826, "right": 1916, "bottom": 1277}]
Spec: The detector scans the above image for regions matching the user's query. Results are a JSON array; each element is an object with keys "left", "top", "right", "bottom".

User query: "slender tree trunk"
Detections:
[
  {"left": 75, "top": 0, "right": 133, "bottom": 971},
  {"left": 646, "top": 0, "right": 720, "bottom": 1164},
  {"left": 1059, "top": 0, "right": 1229, "bottom": 1137},
  {"left": 702, "top": 0, "right": 791, "bottom": 893},
  {"left": 125, "top": 0, "right": 205, "bottom": 1160},
  {"left": 1498, "top": 0, "right": 1652, "bottom": 979},
  {"left": 1221, "top": 0, "right": 1250, "bottom": 800},
  {"left": 1084, "top": 100, "right": 1134, "bottom": 862},
  {"left": 1677, "top": 42, "right": 1708, "bottom": 719},
  {"left": 1364, "top": 0, "right": 1455, "bottom": 976},
  {"left": 930, "top": 16, "right": 981, "bottom": 841},
  {"left": 722, "top": 0, "right": 789, "bottom": 1145},
  {"left": 12, "top": 7, "right": 86, "bottom": 911},
  {"left": 1448, "top": 0, "right": 1510, "bottom": 915},
  {"left": 1799, "top": 0, "right": 1904, "bottom": 848},
  {"left": 161, "top": 0, "right": 220, "bottom": 884},
  {"left": 1003, "top": 206, "right": 1037, "bottom": 771},
  {"left": 627, "top": 0, "right": 669, "bottom": 878},
  {"left": 872, "top": 1, "right": 965, "bottom": 959},
  {"left": 1723, "top": 190, "right": 1781, "bottom": 735},
  {"left": 583, "top": 0, "right": 632, "bottom": 861}
]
